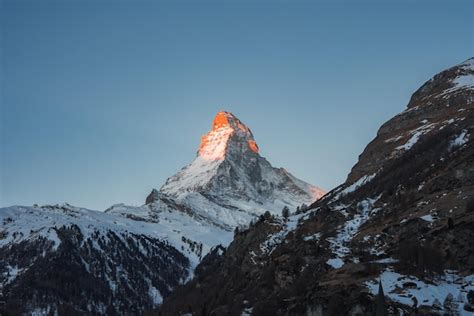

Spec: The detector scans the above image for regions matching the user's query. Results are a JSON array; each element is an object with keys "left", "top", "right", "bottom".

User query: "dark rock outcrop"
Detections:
[{"left": 145, "top": 188, "right": 160, "bottom": 205}]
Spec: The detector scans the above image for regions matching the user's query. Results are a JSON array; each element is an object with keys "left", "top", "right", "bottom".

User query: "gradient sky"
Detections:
[{"left": 1, "top": 0, "right": 473, "bottom": 210}]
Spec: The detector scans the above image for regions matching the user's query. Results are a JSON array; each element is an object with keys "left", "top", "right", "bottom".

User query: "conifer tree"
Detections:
[{"left": 375, "top": 280, "right": 386, "bottom": 316}]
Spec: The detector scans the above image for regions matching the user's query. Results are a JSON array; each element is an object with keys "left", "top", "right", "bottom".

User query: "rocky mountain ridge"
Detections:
[{"left": 347, "top": 58, "right": 473, "bottom": 184}]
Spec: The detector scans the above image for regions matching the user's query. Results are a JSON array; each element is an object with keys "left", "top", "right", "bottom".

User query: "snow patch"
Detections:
[
  {"left": 303, "top": 232, "right": 321, "bottom": 242},
  {"left": 333, "top": 174, "right": 376, "bottom": 201},
  {"left": 366, "top": 269, "right": 474, "bottom": 314},
  {"left": 326, "top": 258, "right": 344, "bottom": 269},
  {"left": 452, "top": 60, "right": 474, "bottom": 90},
  {"left": 260, "top": 213, "right": 305, "bottom": 255},
  {"left": 396, "top": 131, "right": 423, "bottom": 151},
  {"left": 326, "top": 196, "right": 380, "bottom": 268},
  {"left": 420, "top": 214, "right": 435, "bottom": 222},
  {"left": 148, "top": 285, "right": 163, "bottom": 306},
  {"left": 450, "top": 130, "right": 469, "bottom": 149},
  {"left": 396, "top": 123, "right": 436, "bottom": 151},
  {"left": 3, "top": 265, "right": 23, "bottom": 285},
  {"left": 372, "top": 257, "right": 399, "bottom": 264}
]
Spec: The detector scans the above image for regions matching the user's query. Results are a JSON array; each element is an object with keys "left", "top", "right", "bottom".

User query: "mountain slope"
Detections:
[
  {"left": 0, "top": 204, "right": 190, "bottom": 314},
  {"left": 347, "top": 57, "right": 474, "bottom": 184},
  {"left": 160, "top": 58, "right": 474, "bottom": 315}
]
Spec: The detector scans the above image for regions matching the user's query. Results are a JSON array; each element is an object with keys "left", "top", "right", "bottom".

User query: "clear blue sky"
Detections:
[{"left": 1, "top": 0, "right": 472, "bottom": 210}]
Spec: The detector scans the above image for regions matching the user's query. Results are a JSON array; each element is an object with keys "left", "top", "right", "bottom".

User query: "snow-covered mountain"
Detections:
[
  {"left": 155, "top": 111, "right": 324, "bottom": 229},
  {"left": 0, "top": 111, "right": 324, "bottom": 314},
  {"left": 0, "top": 204, "right": 194, "bottom": 314}
]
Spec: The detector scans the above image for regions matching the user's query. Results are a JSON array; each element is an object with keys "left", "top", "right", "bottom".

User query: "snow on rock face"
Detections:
[
  {"left": 332, "top": 173, "right": 376, "bottom": 201},
  {"left": 416, "top": 57, "right": 474, "bottom": 99},
  {"left": 450, "top": 129, "right": 470, "bottom": 149},
  {"left": 259, "top": 212, "right": 304, "bottom": 256},
  {"left": 159, "top": 111, "right": 325, "bottom": 229},
  {"left": 448, "top": 58, "right": 474, "bottom": 92},
  {"left": 326, "top": 196, "right": 381, "bottom": 269},
  {"left": 395, "top": 122, "right": 436, "bottom": 152}
]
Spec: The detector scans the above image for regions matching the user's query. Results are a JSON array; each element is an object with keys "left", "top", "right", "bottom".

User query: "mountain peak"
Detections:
[
  {"left": 159, "top": 110, "right": 324, "bottom": 228},
  {"left": 211, "top": 111, "right": 246, "bottom": 131},
  {"left": 198, "top": 111, "right": 259, "bottom": 161}
]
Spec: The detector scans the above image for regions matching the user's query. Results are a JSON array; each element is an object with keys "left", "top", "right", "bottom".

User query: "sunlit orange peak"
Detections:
[
  {"left": 211, "top": 111, "right": 250, "bottom": 133},
  {"left": 198, "top": 111, "right": 258, "bottom": 161},
  {"left": 248, "top": 140, "right": 259, "bottom": 153},
  {"left": 212, "top": 111, "right": 231, "bottom": 130}
]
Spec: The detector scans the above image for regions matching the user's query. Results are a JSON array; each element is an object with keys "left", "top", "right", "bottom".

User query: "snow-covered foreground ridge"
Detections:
[
  {"left": 0, "top": 203, "right": 231, "bottom": 269},
  {"left": 0, "top": 203, "right": 212, "bottom": 313},
  {"left": 0, "top": 203, "right": 233, "bottom": 313}
]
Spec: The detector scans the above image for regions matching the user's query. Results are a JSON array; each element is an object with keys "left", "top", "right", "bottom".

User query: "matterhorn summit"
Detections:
[
  {"left": 198, "top": 111, "right": 260, "bottom": 160},
  {"left": 158, "top": 111, "right": 325, "bottom": 229}
]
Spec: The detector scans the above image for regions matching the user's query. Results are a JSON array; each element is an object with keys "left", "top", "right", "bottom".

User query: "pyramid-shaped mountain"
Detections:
[{"left": 156, "top": 111, "right": 325, "bottom": 229}]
